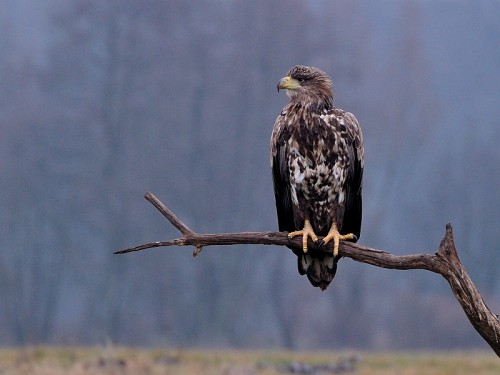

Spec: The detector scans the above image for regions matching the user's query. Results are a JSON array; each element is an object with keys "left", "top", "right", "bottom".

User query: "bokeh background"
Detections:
[{"left": 1, "top": 0, "right": 499, "bottom": 350}]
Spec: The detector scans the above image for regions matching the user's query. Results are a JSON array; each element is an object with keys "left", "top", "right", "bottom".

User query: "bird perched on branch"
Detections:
[{"left": 271, "top": 65, "right": 364, "bottom": 290}]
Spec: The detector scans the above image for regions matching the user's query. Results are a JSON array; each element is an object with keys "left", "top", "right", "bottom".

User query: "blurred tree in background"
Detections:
[{"left": 0, "top": 0, "right": 499, "bottom": 349}]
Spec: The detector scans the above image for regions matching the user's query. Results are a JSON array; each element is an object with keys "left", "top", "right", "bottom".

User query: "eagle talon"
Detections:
[
  {"left": 288, "top": 219, "right": 318, "bottom": 253},
  {"left": 322, "top": 223, "right": 357, "bottom": 258}
]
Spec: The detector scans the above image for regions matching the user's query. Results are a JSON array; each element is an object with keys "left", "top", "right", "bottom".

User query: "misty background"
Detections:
[{"left": 1, "top": 0, "right": 499, "bottom": 350}]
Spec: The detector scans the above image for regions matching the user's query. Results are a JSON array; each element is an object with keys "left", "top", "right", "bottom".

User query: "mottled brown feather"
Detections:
[{"left": 270, "top": 66, "right": 364, "bottom": 290}]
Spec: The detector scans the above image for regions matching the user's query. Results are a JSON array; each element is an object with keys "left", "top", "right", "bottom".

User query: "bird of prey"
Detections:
[{"left": 270, "top": 65, "right": 364, "bottom": 290}]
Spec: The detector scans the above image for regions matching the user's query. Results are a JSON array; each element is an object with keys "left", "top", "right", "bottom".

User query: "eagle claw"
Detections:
[
  {"left": 321, "top": 223, "right": 358, "bottom": 258},
  {"left": 317, "top": 235, "right": 357, "bottom": 248},
  {"left": 288, "top": 219, "right": 318, "bottom": 253}
]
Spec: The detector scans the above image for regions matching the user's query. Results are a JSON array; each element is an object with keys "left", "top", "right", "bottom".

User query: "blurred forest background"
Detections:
[{"left": 1, "top": 0, "right": 499, "bottom": 351}]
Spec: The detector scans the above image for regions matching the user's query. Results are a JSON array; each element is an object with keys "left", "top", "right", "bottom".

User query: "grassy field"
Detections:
[{"left": 0, "top": 347, "right": 498, "bottom": 375}]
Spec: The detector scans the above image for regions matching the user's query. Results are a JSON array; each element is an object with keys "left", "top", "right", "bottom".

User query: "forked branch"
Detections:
[{"left": 116, "top": 192, "right": 500, "bottom": 356}]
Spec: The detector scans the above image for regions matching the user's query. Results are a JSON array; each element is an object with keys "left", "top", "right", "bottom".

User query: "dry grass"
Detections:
[{"left": 0, "top": 346, "right": 497, "bottom": 375}]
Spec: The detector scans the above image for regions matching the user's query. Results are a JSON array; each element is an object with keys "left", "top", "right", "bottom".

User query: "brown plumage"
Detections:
[{"left": 270, "top": 65, "right": 364, "bottom": 290}]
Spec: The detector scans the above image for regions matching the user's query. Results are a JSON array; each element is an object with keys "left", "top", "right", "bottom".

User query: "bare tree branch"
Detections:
[{"left": 115, "top": 192, "right": 500, "bottom": 356}]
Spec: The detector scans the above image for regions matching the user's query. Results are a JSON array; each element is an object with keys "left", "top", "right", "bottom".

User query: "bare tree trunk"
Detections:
[{"left": 116, "top": 192, "right": 500, "bottom": 357}]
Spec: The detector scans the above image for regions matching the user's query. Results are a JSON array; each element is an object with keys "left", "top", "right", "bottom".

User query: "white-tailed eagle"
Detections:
[{"left": 271, "top": 65, "right": 364, "bottom": 290}]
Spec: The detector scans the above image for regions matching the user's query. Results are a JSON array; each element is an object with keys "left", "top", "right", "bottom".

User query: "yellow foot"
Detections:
[
  {"left": 321, "top": 223, "right": 357, "bottom": 258},
  {"left": 288, "top": 219, "right": 318, "bottom": 253}
]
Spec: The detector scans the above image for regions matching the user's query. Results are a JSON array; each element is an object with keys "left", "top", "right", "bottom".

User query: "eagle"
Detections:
[{"left": 270, "top": 65, "right": 364, "bottom": 290}]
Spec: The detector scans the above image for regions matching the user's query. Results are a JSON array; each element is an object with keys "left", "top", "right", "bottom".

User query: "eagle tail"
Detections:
[{"left": 298, "top": 252, "right": 339, "bottom": 291}]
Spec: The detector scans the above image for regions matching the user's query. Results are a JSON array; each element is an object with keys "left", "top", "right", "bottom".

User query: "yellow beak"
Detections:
[{"left": 277, "top": 76, "right": 301, "bottom": 92}]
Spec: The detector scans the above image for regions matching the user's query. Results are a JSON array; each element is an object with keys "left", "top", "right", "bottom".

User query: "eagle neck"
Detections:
[{"left": 290, "top": 95, "right": 333, "bottom": 114}]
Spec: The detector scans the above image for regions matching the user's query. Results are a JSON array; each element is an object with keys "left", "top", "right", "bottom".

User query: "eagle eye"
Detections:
[{"left": 293, "top": 75, "right": 306, "bottom": 83}]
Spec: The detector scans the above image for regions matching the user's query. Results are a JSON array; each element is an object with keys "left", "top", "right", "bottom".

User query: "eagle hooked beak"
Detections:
[{"left": 277, "top": 76, "right": 301, "bottom": 92}]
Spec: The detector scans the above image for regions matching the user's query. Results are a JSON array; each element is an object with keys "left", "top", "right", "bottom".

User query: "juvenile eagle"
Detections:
[{"left": 271, "top": 65, "right": 364, "bottom": 290}]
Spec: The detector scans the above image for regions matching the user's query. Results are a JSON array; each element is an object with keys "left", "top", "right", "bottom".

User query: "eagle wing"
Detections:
[
  {"left": 339, "top": 111, "right": 364, "bottom": 240},
  {"left": 270, "top": 112, "right": 295, "bottom": 233}
]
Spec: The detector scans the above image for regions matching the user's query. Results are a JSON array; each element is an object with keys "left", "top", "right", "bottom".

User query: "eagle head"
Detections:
[{"left": 277, "top": 65, "right": 333, "bottom": 105}]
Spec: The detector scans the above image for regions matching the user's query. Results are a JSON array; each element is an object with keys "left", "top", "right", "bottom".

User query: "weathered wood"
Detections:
[{"left": 115, "top": 192, "right": 500, "bottom": 356}]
